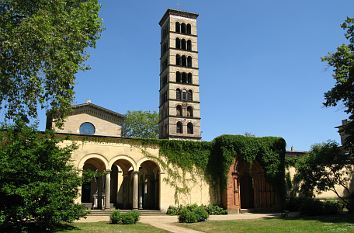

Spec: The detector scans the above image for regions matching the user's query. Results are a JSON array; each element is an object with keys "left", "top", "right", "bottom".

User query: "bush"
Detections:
[
  {"left": 194, "top": 206, "right": 209, "bottom": 222},
  {"left": 111, "top": 210, "right": 140, "bottom": 224},
  {"left": 204, "top": 204, "right": 227, "bottom": 215},
  {"left": 166, "top": 205, "right": 182, "bottom": 215},
  {"left": 285, "top": 197, "right": 342, "bottom": 215},
  {"left": 130, "top": 210, "right": 140, "bottom": 223},
  {"left": 178, "top": 205, "right": 209, "bottom": 223},
  {"left": 178, "top": 208, "right": 198, "bottom": 223},
  {"left": 111, "top": 210, "right": 121, "bottom": 224}
]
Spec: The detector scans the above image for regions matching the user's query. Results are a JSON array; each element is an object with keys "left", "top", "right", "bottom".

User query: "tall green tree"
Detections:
[
  {"left": 294, "top": 141, "right": 354, "bottom": 212},
  {"left": 0, "top": 123, "right": 86, "bottom": 230},
  {"left": 0, "top": 0, "right": 102, "bottom": 126},
  {"left": 122, "top": 111, "right": 159, "bottom": 139},
  {"left": 322, "top": 17, "right": 354, "bottom": 153}
]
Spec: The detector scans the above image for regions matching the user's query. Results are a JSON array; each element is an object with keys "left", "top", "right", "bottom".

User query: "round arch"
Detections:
[
  {"left": 137, "top": 158, "right": 163, "bottom": 173},
  {"left": 78, "top": 153, "right": 109, "bottom": 171},
  {"left": 108, "top": 155, "right": 138, "bottom": 172}
]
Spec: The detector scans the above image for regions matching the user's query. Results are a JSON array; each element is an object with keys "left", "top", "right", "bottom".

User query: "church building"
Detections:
[{"left": 48, "top": 9, "right": 284, "bottom": 213}]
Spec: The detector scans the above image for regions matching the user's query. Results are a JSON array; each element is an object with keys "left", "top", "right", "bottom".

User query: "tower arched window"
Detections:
[
  {"left": 176, "top": 71, "right": 181, "bottom": 83},
  {"left": 187, "top": 122, "right": 193, "bottom": 134},
  {"left": 187, "top": 106, "right": 193, "bottom": 117},
  {"left": 176, "top": 38, "right": 180, "bottom": 49},
  {"left": 181, "top": 39, "right": 186, "bottom": 50},
  {"left": 176, "top": 105, "right": 182, "bottom": 116},
  {"left": 182, "top": 90, "right": 187, "bottom": 101},
  {"left": 182, "top": 72, "right": 187, "bottom": 83},
  {"left": 176, "top": 89, "right": 181, "bottom": 100},
  {"left": 187, "top": 40, "right": 192, "bottom": 51},
  {"left": 176, "top": 54, "right": 180, "bottom": 66},
  {"left": 176, "top": 121, "right": 183, "bottom": 134},
  {"left": 175, "top": 22, "right": 180, "bottom": 33},
  {"left": 187, "top": 56, "right": 192, "bottom": 67},
  {"left": 188, "top": 90, "right": 193, "bottom": 101},
  {"left": 188, "top": 73, "right": 192, "bottom": 84},
  {"left": 182, "top": 55, "right": 187, "bottom": 67},
  {"left": 181, "top": 23, "right": 186, "bottom": 34},
  {"left": 187, "top": 24, "right": 192, "bottom": 34}
]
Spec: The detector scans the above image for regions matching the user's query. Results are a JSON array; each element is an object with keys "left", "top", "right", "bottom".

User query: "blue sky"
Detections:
[{"left": 37, "top": 0, "right": 353, "bottom": 151}]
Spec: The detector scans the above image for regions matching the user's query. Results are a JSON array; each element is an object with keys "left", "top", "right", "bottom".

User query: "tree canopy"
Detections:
[
  {"left": 293, "top": 141, "right": 354, "bottom": 212},
  {"left": 0, "top": 0, "right": 102, "bottom": 126},
  {"left": 0, "top": 123, "right": 86, "bottom": 230},
  {"left": 122, "top": 111, "right": 159, "bottom": 139},
  {"left": 322, "top": 17, "right": 354, "bottom": 152}
]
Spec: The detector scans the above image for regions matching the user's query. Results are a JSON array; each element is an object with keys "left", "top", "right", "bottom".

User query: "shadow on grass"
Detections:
[
  {"left": 263, "top": 213, "right": 354, "bottom": 224},
  {"left": 0, "top": 223, "right": 79, "bottom": 233}
]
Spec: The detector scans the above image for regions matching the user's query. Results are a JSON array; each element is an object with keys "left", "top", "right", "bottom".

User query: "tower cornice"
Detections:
[{"left": 159, "top": 9, "right": 199, "bottom": 26}]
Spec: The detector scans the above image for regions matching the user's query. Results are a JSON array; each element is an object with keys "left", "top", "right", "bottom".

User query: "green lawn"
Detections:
[
  {"left": 56, "top": 222, "right": 169, "bottom": 233},
  {"left": 179, "top": 215, "right": 354, "bottom": 233}
]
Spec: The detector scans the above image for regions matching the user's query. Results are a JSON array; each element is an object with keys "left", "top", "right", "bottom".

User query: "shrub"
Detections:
[
  {"left": 194, "top": 206, "right": 209, "bottom": 222},
  {"left": 111, "top": 210, "right": 140, "bottom": 224},
  {"left": 130, "top": 210, "right": 140, "bottom": 223},
  {"left": 166, "top": 205, "right": 182, "bottom": 215},
  {"left": 178, "top": 205, "right": 209, "bottom": 223},
  {"left": 111, "top": 210, "right": 121, "bottom": 224},
  {"left": 0, "top": 211, "right": 5, "bottom": 225},
  {"left": 204, "top": 204, "right": 227, "bottom": 215},
  {"left": 178, "top": 208, "right": 198, "bottom": 223},
  {"left": 121, "top": 214, "right": 136, "bottom": 224}
]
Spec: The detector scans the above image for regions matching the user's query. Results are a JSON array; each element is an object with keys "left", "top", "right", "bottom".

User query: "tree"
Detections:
[
  {"left": 122, "top": 111, "right": 159, "bottom": 139},
  {"left": 294, "top": 141, "right": 354, "bottom": 212},
  {"left": 0, "top": 123, "right": 86, "bottom": 230},
  {"left": 0, "top": 0, "right": 102, "bottom": 126},
  {"left": 322, "top": 17, "right": 354, "bottom": 153}
]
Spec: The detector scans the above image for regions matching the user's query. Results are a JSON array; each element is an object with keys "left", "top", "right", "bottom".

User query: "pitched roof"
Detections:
[{"left": 72, "top": 102, "right": 125, "bottom": 119}]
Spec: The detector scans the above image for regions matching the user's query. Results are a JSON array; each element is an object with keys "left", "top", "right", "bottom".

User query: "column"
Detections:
[
  {"left": 139, "top": 174, "right": 143, "bottom": 209},
  {"left": 132, "top": 171, "right": 139, "bottom": 209},
  {"left": 105, "top": 170, "right": 111, "bottom": 210}
]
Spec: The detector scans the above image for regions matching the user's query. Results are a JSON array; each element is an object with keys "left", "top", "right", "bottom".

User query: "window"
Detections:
[
  {"left": 176, "top": 72, "right": 181, "bottom": 83},
  {"left": 181, "top": 23, "right": 186, "bottom": 34},
  {"left": 176, "top": 89, "right": 181, "bottom": 100},
  {"left": 182, "top": 55, "right": 187, "bottom": 67},
  {"left": 176, "top": 38, "right": 180, "bottom": 49},
  {"left": 182, "top": 72, "right": 187, "bottom": 83},
  {"left": 187, "top": 123, "right": 193, "bottom": 134},
  {"left": 176, "top": 121, "right": 183, "bottom": 133},
  {"left": 187, "top": 106, "right": 193, "bottom": 117},
  {"left": 176, "top": 105, "right": 182, "bottom": 116},
  {"left": 181, "top": 39, "right": 186, "bottom": 50},
  {"left": 187, "top": 73, "right": 192, "bottom": 84},
  {"left": 182, "top": 90, "right": 187, "bottom": 101},
  {"left": 187, "top": 40, "right": 192, "bottom": 51},
  {"left": 187, "top": 56, "right": 192, "bottom": 67},
  {"left": 188, "top": 90, "right": 193, "bottom": 101},
  {"left": 80, "top": 122, "right": 95, "bottom": 135},
  {"left": 187, "top": 24, "right": 191, "bottom": 34},
  {"left": 176, "top": 54, "right": 180, "bottom": 66},
  {"left": 175, "top": 22, "right": 180, "bottom": 33}
]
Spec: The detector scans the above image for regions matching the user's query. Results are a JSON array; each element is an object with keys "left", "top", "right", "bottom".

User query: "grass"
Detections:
[
  {"left": 56, "top": 222, "right": 169, "bottom": 233},
  {"left": 179, "top": 215, "right": 354, "bottom": 233}
]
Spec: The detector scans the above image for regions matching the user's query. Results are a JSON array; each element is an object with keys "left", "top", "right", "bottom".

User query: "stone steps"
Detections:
[{"left": 88, "top": 209, "right": 164, "bottom": 216}]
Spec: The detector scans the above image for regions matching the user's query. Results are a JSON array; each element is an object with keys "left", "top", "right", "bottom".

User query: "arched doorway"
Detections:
[
  {"left": 240, "top": 174, "right": 254, "bottom": 209},
  {"left": 110, "top": 159, "right": 134, "bottom": 209},
  {"left": 139, "top": 160, "right": 160, "bottom": 210},
  {"left": 81, "top": 158, "right": 106, "bottom": 209}
]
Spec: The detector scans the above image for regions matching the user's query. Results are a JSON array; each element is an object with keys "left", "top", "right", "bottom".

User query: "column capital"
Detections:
[
  {"left": 132, "top": 171, "right": 140, "bottom": 175},
  {"left": 105, "top": 169, "right": 112, "bottom": 173}
]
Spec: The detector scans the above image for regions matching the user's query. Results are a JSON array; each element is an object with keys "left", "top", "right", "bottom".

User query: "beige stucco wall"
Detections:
[
  {"left": 287, "top": 166, "right": 354, "bottom": 199},
  {"left": 62, "top": 139, "right": 214, "bottom": 212},
  {"left": 54, "top": 113, "right": 122, "bottom": 137}
]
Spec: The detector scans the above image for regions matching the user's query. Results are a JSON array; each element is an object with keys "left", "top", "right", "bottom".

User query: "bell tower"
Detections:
[{"left": 159, "top": 9, "right": 201, "bottom": 140}]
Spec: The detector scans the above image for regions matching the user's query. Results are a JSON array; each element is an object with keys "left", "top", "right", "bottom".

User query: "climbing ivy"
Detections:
[{"left": 61, "top": 133, "right": 286, "bottom": 200}]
